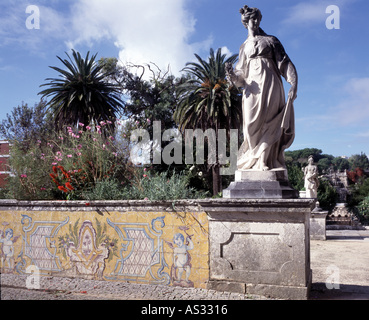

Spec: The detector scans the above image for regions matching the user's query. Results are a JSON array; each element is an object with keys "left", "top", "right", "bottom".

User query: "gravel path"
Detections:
[
  {"left": 0, "top": 274, "right": 269, "bottom": 301},
  {"left": 309, "top": 229, "right": 369, "bottom": 300}
]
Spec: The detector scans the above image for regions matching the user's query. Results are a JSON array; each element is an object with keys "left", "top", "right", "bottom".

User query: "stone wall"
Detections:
[
  {"left": 203, "top": 198, "right": 314, "bottom": 299},
  {"left": 0, "top": 198, "right": 314, "bottom": 299},
  {"left": 0, "top": 200, "right": 209, "bottom": 290}
]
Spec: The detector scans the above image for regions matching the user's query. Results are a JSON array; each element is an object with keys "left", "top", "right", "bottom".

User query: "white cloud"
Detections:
[
  {"left": 0, "top": 0, "right": 216, "bottom": 76},
  {"left": 281, "top": 0, "right": 353, "bottom": 28},
  {"left": 67, "top": 0, "right": 213, "bottom": 76},
  {"left": 296, "top": 77, "right": 369, "bottom": 132},
  {"left": 282, "top": 2, "right": 327, "bottom": 26},
  {"left": 38, "top": 5, "right": 69, "bottom": 35},
  {"left": 353, "top": 131, "right": 369, "bottom": 138},
  {"left": 335, "top": 78, "right": 369, "bottom": 126}
]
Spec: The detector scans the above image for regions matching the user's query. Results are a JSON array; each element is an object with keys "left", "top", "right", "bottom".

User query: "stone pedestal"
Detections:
[
  {"left": 299, "top": 190, "right": 306, "bottom": 198},
  {"left": 202, "top": 198, "right": 314, "bottom": 300},
  {"left": 223, "top": 169, "right": 298, "bottom": 199},
  {"left": 310, "top": 203, "right": 328, "bottom": 240}
]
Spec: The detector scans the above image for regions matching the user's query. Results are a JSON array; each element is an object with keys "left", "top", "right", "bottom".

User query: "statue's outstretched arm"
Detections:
[{"left": 225, "top": 62, "right": 247, "bottom": 88}]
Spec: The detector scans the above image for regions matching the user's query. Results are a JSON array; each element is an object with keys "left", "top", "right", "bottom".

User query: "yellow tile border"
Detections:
[{"left": 0, "top": 202, "right": 210, "bottom": 289}]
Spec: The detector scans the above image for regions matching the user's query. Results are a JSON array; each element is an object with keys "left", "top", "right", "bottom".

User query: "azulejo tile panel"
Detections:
[{"left": 0, "top": 206, "right": 209, "bottom": 289}]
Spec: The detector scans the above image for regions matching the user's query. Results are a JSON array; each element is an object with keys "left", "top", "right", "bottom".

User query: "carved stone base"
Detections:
[
  {"left": 202, "top": 198, "right": 314, "bottom": 300},
  {"left": 310, "top": 203, "right": 328, "bottom": 240},
  {"left": 222, "top": 169, "right": 298, "bottom": 199}
]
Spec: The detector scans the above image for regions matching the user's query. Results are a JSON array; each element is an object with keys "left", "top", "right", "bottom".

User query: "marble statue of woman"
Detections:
[
  {"left": 304, "top": 155, "right": 319, "bottom": 198},
  {"left": 226, "top": 5, "right": 298, "bottom": 171}
]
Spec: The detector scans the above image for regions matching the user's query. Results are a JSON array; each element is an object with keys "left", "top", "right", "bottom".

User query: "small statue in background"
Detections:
[{"left": 304, "top": 155, "right": 319, "bottom": 198}]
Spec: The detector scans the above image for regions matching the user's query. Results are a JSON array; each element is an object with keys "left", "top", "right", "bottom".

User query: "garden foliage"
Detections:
[{"left": 4, "top": 120, "right": 208, "bottom": 201}]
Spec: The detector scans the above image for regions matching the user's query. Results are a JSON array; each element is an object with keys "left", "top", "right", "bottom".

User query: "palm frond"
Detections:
[
  {"left": 175, "top": 48, "right": 241, "bottom": 134},
  {"left": 39, "top": 49, "right": 124, "bottom": 131}
]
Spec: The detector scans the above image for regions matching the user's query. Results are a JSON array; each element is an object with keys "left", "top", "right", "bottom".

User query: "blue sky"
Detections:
[{"left": 0, "top": 0, "right": 368, "bottom": 158}]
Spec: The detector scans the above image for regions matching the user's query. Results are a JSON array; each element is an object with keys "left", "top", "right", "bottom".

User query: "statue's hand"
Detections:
[
  {"left": 225, "top": 62, "right": 236, "bottom": 86},
  {"left": 225, "top": 62, "right": 234, "bottom": 76}
]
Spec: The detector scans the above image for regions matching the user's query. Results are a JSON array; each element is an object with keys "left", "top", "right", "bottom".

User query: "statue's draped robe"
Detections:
[
  {"left": 304, "top": 164, "right": 319, "bottom": 198},
  {"left": 233, "top": 35, "right": 297, "bottom": 170}
]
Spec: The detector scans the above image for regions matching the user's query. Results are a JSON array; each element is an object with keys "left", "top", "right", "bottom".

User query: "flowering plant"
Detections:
[
  {"left": 4, "top": 119, "right": 129, "bottom": 200},
  {"left": 46, "top": 121, "right": 123, "bottom": 199},
  {"left": 49, "top": 165, "right": 87, "bottom": 199},
  {"left": 3, "top": 117, "right": 208, "bottom": 201}
]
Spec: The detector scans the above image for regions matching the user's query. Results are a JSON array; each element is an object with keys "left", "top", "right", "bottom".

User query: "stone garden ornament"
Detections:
[
  {"left": 226, "top": 5, "right": 298, "bottom": 171},
  {"left": 304, "top": 155, "right": 319, "bottom": 198}
]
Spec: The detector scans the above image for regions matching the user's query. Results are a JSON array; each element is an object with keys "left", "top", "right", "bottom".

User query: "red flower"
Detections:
[
  {"left": 65, "top": 182, "right": 74, "bottom": 191},
  {"left": 52, "top": 166, "right": 58, "bottom": 174},
  {"left": 57, "top": 165, "right": 68, "bottom": 175},
  {"left": 58, "top": 186, "right": 68, "bottom": 193}
]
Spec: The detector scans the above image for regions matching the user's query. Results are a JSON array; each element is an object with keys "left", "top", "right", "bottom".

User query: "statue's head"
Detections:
[{"left": 240, "top": 5, "right": 262, "bottom": 29}]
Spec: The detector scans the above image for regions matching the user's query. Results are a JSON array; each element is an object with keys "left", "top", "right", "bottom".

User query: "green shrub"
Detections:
[
  {"left": 81, "top": 169, "right": 209, "bottom": 201},
  {"left": 317, "top": 178, "right": 338, "bottom": 211},
  {"left": 5, "top": 142, "right": 57, "bottom": 200},
  {"left": 286, "top": 162, "right": 304, "bottom": 191},
  {"left": 348, "top": 176, "right": 369, "bottom": 207},
  {"left": 356, "top": 196, "right": 369, "bottom": 225},
  {"left": 82, "top": 179, "right": 124, "bottom": 200},
  {"left": 122, "top": 169, "right": 209, "bottom": 200}
]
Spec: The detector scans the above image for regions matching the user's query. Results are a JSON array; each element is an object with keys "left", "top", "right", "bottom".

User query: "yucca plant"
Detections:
[{"left": 39, "top": 50, "right": 124, "bottom": 132}]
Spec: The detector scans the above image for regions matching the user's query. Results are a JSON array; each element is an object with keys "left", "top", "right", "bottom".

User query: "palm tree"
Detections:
[
  {"left": 39, "top": 50, "right": 124, "bottom": 132},
  {"left": 174, "top": 48, "right": 242, "bottom": 195}
]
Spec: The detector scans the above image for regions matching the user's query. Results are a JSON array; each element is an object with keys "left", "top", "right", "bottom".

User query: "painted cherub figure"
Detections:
[
  {"left": 165, "top": 228, "right": 194, "bottom": 287},
  {"left": 0, "top": 228, "right": 20, "bottom": 272}
]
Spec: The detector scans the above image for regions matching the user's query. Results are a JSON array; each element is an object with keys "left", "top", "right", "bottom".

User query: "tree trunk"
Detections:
[
  {"left": 212, "top": 125, "right": 222, "bottom": 196},
  {"left": 212, "top": 164, "right": 222, "bottom": 196}
]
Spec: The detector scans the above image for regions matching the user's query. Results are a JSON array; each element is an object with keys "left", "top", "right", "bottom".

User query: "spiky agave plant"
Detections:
[{"left": 39, "top": 50, "right": 124, "bottom": 132}]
